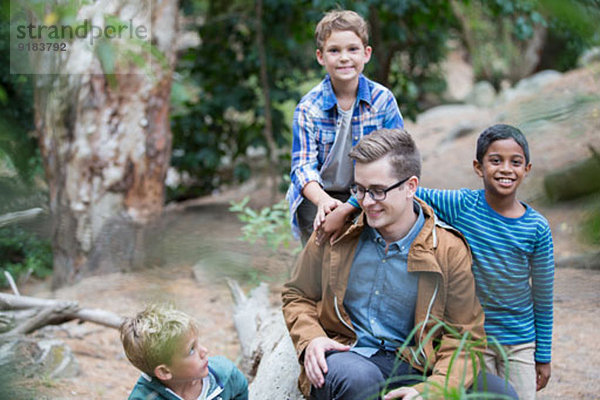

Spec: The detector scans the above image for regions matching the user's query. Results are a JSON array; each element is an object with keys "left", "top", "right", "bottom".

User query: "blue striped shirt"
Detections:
[
  {"left": 286, "top": 74, "right": 403, "bottom": 239},
  {"left": 416, "top": 188, "right": 554, "bottom": 363}
]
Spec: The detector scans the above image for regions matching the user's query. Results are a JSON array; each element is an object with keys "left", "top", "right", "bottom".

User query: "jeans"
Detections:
[{"left": 310, "top": 350, "right": 518, "bottom": 400}]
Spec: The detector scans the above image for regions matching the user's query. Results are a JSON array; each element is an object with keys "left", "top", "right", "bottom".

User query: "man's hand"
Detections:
[
  {"left": 304, "top": 337, "right": 350, "bottom": 388},
  {"left": 383, "top": 386, "right": 422, "bottom": 400},
  {"left": 315, "top": 202, "right": 357, "bottom": 246},
  {"left": 312, "top": 197, "right": 343, "bottom": 232},
  {"left": 536, "top": 361, "right": 551, "bottom": 391}
]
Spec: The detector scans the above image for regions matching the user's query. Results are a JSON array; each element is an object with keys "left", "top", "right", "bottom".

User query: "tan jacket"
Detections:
[{"left": 282, "top": 198, "right": 485, "bottom": 397}]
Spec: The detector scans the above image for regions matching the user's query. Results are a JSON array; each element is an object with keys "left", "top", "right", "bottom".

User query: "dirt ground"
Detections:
[
  {"left": 9, "top": 65, "right": 600, "bottom": 399},
  {"left": 20, "top": 202, "right": 600, "bottom": 400}
]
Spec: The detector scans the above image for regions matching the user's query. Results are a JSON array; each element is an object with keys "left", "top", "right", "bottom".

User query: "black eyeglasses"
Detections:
[{"left": 350, "top": 176, "right": 411, "bottom": 202}]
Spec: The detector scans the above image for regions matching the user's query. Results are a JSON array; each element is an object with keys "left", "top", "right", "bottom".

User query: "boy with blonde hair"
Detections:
[
  {"left": 288, "top": 9, "right": 404, "bottom": 244},
  {"left": 120, "top": 304, "right": 248, "bottom": 400}
]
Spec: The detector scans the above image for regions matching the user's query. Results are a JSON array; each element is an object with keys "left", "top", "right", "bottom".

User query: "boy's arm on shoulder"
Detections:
[{"left": 416, "top": 187, "right": 467, "bottom": 224}]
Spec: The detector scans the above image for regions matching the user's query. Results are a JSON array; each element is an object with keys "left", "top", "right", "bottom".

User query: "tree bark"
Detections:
[{"left": 32, "top": 0, "right": 178, "bottom": 288}]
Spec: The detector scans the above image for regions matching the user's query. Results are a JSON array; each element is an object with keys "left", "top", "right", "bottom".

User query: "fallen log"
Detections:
[
  {"left": 227, "top": 279, "right": 304, "bottom": 400},
  {"left": 0, "top": 293, "right": 124, "bottom": 338}
]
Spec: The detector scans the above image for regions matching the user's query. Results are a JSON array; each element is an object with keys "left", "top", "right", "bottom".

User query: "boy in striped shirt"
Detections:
[{"left": 320, "top": 124, "right": 554, "bottom": 399}]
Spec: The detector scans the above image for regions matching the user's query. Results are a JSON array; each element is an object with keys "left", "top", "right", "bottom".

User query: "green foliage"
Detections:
[
  {"left": 0, "top": 226, "right": 53, "bottom": 287},
  {"left": 537, "top": 0, "right": 600, "bottom": 71},
  {"left": 170, "top": 0, "right": 455, "bottom": 194},
  {"left": 229, "top": 196, "right": 300, "bottom": 255},
  {"left": 171, "top": 0, "right": 313, "bottom": 197},
  {"left": 0, "top": 2, "right": 40, "bottom": 183},
  {"left": 582, "top": 202, "right": 600, "bottom": 245},
  {"left": 373, "top": 317, "right": 512, "bottom": 400},
  {"left": 456, "top": 0, "right": 600, "bottom": 85}
]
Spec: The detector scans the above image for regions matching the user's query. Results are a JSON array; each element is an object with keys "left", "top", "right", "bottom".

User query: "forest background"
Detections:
[{"left": 1, "top": 0, "right": 600, "bottom": 398}]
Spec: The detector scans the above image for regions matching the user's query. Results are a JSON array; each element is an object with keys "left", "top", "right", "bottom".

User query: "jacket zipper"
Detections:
[
  {"left": 333, "top": 295, "right": 358, "bottom": 346},
  {"left": 416, "top": 279, "right": 440, "bottom": 365}
]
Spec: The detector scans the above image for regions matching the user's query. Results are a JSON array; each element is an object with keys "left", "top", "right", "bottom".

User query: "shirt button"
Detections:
[
  {"left": 354, "top": 136, "right": 358, "bottom": 140},
  {"left": 375, "top": 290, "right": 380, "bottom": 295},
  {"left": 370, "top": 319, "right": 375, "bottom": 324},
  {"left": 382, "top": 259, "right": 386, "bottom": 263},
  {"left": 401, "top": 246, "right": 405, "bottom": 251}
]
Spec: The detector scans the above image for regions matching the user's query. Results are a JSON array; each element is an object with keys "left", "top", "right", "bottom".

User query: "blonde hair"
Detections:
[
  {"left": 120, "top": 304, "right": 199, "bottom": 376},
  {"left": 349, "top": 128, "right": 421, "bottom": 179},
  {"left": 315, "top": 10, "right": 369, "bottom": 50}
]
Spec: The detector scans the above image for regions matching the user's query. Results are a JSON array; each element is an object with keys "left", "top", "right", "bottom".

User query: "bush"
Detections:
[
  {"left": 0, "top": 226, "right": 53, "bottom": 287},
  {"left": 229, "top": 197, "right": 300, "bottom": 255},
  {"left": 582, "top": 205, "right": 600, "bottom": 245}
]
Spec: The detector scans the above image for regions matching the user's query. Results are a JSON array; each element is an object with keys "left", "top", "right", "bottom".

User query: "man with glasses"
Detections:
[{"left": 282, "top": 129, "right": 516, "bottom": 400}]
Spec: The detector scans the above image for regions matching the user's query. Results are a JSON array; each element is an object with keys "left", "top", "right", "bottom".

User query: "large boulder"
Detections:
[
  {"left": 497, "top": 70, "right": 563, "bottom": 104},
  {"left": 465, "top": 81, "right": 496, "bottom": 108}
]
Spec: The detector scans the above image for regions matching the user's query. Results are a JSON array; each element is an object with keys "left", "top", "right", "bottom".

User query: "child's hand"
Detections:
[
  {"left": 536, "top": 361, "right": 551, "bottom": 390},
  {"left": 313, "top": 197, "right": 343, "bottom": 232},
  {"left": 315, "top": 202, "right": 356, "bottom": 246}
]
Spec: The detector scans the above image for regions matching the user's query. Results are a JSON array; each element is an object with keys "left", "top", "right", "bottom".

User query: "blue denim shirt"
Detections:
[{"left": 344, "top": 201, "right": 424, "bottom": 358}]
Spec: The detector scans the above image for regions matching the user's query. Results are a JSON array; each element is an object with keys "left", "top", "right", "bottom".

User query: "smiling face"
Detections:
[
  {"left": 316, "top": 29, "right": 371, "bottom": 89},
  {"left": 354, "top": 156, "right": 418, "bottom": 243},
  {"left": 473, "top": 138, "right": 532, "bottom": 202}
]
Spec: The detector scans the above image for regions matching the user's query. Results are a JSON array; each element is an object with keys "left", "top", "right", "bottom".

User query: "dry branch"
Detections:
[{"left": 0, "top": 293, "right": 124, "bottom": 338}]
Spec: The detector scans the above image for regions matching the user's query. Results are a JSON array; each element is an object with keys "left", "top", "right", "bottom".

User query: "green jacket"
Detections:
[
  {"left": 127, "top": 356, "right": 248, "bottom": 400},
  {"left": 282, "top": 198, "right": 486, "bottom": 397}
]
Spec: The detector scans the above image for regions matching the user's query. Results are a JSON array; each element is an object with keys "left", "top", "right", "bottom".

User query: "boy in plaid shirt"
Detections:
[{"left": 287, "top": 9, "right": 403, "bottom": 244}]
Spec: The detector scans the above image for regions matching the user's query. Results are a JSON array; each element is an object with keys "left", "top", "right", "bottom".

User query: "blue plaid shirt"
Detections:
[{"left": 286, "top": 74, "right": 403, "bottom": 238}]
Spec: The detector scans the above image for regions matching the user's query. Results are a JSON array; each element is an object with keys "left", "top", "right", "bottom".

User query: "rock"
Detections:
[
  {"left": 544, "top": 150, "right": 600, "bottom": 201},
  {"left": 442, "top": 121, "right": 479, "bottom": 144},
  {"left": 36, "top": 339, "right": 80, "bottom": 379},
  {"left": 497, "top": 70, "right": 563, "bottom": 104},
  {"left": 556, "top": 251, "right": 600, "bottom": 270},
  {"left": 465, "top": 81, "right": 496, "bottom": 108},
  {"left": 578, "top": 47, "right": 600, "bottom": 67},
  {"left": 0, "top": 336, "right": 80, "bottom": 380},
  {"left": 441, "top": 45, "right": 474, "bottom": 102},
  {"left": 416, "top": 104, "right": 482, "bottom": 126}
]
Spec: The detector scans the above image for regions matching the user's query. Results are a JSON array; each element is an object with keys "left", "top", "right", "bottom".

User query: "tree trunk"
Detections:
[
  {"left": 255, "top": 0, "right": 280, "bottom": 202},
  {"left": 32, "top": 0, "right": 178, "bottom": 288}
]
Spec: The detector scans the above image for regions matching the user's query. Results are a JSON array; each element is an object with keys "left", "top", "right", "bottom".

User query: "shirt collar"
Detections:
[
  {"left": 368, "top": 200, "right": 425, "bottom": 251},
  {"left": 321, "top": 74, "right": 372, "bottom": 111}
]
